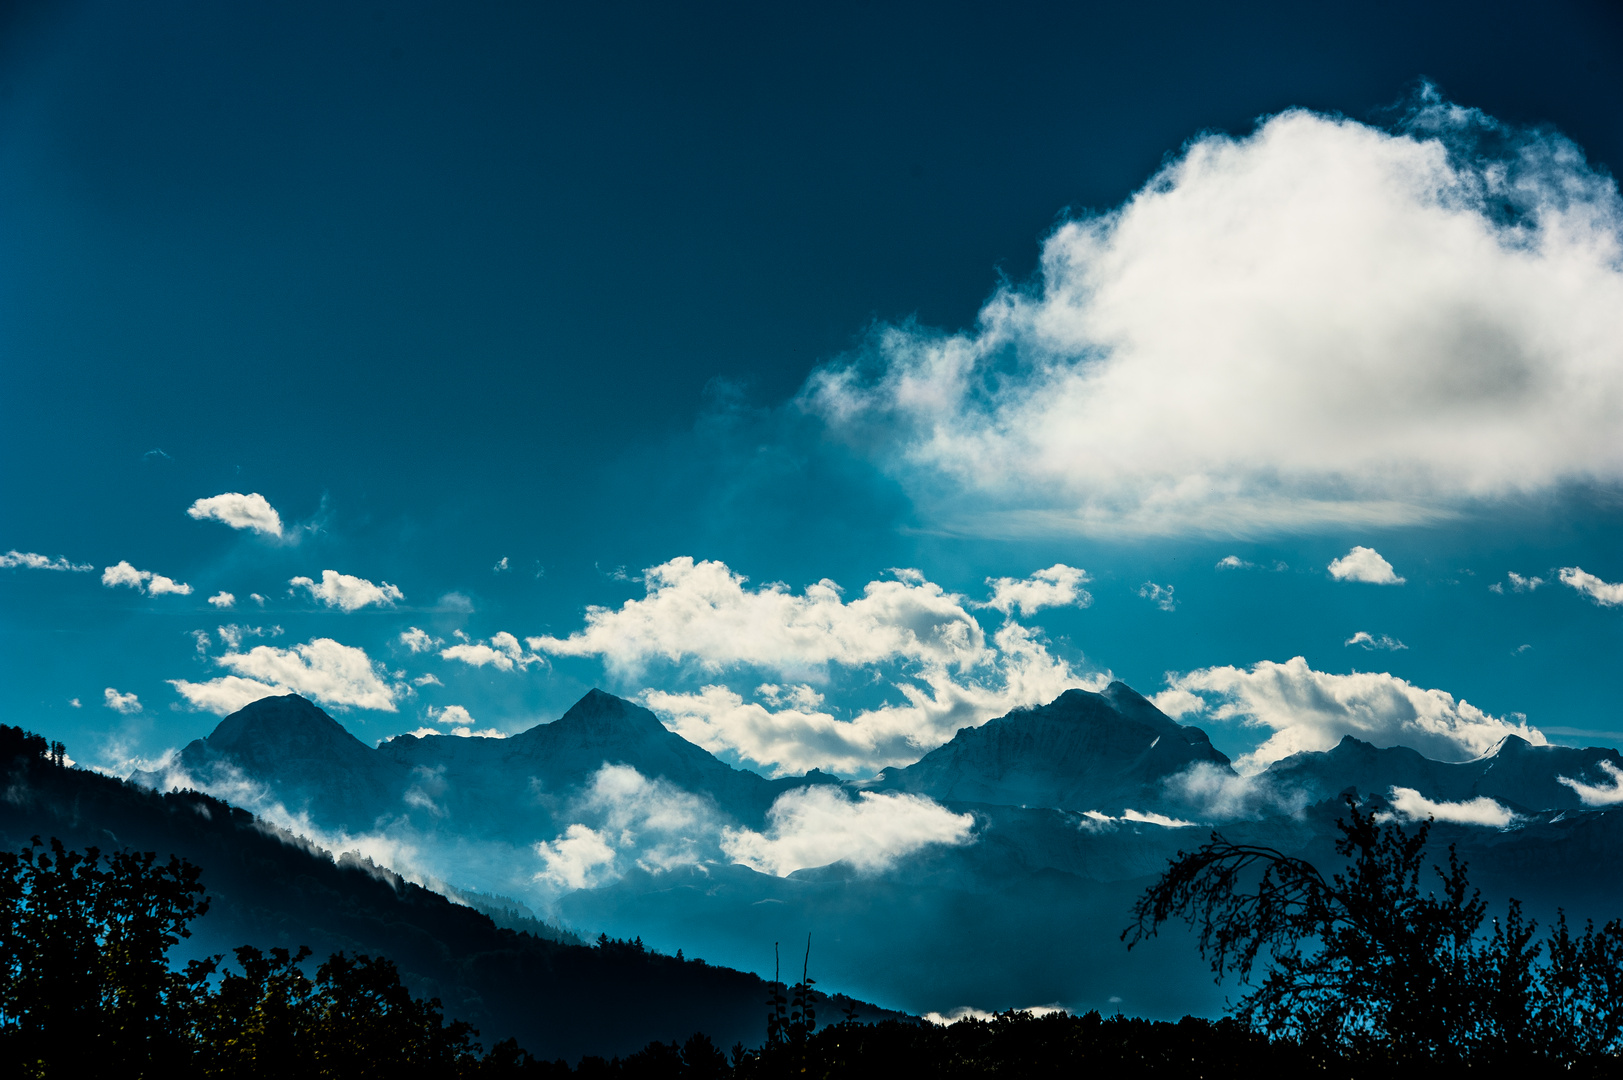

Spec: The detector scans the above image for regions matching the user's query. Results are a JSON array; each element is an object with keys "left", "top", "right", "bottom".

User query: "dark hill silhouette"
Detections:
[
  {"left": 872, "top": 682, "right": 1232, "bottom": 813},
  {"left": 1, "top": 726, "right": 900, "bottom": 1062}
]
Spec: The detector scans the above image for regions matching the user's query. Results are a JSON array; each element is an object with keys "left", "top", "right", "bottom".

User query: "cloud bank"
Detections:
[
  {"left": 1156, "top": 656, "right": 1544, "bottom": 771},
  {"left": 801, "top": 96, "right": 1623, "bottom": 536},
  {"left": 1384, "top": 786, "right": 1518, "bottom": 828},
  {"left": 187, "top": 492, "right": 284, "bottom": 537}
]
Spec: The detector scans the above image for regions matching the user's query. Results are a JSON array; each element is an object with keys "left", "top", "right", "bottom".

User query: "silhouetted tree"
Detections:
[{"left": 1125, "top": 796, "right": 1623, "bottom": 1069}]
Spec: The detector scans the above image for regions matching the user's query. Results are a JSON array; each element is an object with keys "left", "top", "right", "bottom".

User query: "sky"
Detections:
[{"left": 3, "top": 0, "right": 1623, "bottom": 781}]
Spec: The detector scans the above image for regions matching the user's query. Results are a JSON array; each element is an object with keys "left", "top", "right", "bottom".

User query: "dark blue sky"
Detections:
[{"left": 3, "top": 0, "right": 1622, "bottom": 774}]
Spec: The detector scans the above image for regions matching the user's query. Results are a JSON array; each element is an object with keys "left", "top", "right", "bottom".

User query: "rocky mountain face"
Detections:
[
  {"left": 1261, "top": 733, "right": 1623, "bottom": 813},
  {"left": 872, "top": 682, "right": 1232, "bottom": 813}
]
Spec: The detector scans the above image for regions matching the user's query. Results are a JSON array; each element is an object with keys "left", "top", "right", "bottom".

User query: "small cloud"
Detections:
[
  {"left": 1559, "top": 566, "right": 1623, "bottom": 607},
  {"left": 103, "top": 687, "right": 142, "bottom": 714},
  {"left": 1328, "top": 546, "right": 1405, "bottom": 585},
  {"left": 1345, "top": 631, "right": 1407, "bottom": 651},
  {"left": 437, "top": 592, "right": 475, "bottom": 613},
  {"left": 0, "top": 550, "right": 92, "bottom": 572},
  {"left": 1489, "top": 582, "right": 1504, "bottom": 594},
  {"left": 207, "top": 591, "right": 235, "bottom": 609},
  {"left": 216, "top": 624, "right": 281, "bottom": 649},
  {"left": 399, "top": 627, "right": 443, "bottom": 653},
  {"left": 1515, "top": 644, "right": 1532, "bottom": 654},
  {"left": 424, "top": 703, "right": 506, "bottom": 738},
  {"left": 493, "top": 557, "right": 510, "bottom": 573},
  {"left": 101, "top": 561, "right": 192, "bottom": 596},
  {"left": 249, "top": 593, "right": 266, "bottom": 606},
  {"left": 175, "top": 636, "right": 398, "bottom": 713},
  {"left": 1557, "top": 761, "right": 1623, "bottom": 807},
  {"left": 69, "top": 697, "right": 81, "bottom": 708},
  {"left": 982, "top": 564, "right": 1092, "bottom": 617},
  {"left": 187, "top": 492, "right": 283, "bottom": 538},
  {"left": 720, "top": 787, "right": 975, "bottom": 876},
  {"left": 290, "top": 570, "right": 404, "bottom": 612},
  {"left": 440, "top": 631, "right": 543, "bottom": 672},
  {"left": 413, "top": 673, "right": 442, "bottom": 687},
  {"left": 1383, "top": 786, "right": 1518, "bottom": 828},
  {"left": 1215, "top": 555, "right": 1251, "bottom": 570},
  {"left": 168, "top": 675, "right": 283, "bottom": 716},
  {"left": 1508, "top": 572, "right": 1545, "bottom": 592},
  {"left": 191, "top": 629, "right": 212, "bottom": 654},
  {"left": 1138, "top": 582, "right": 1176, "bottom": 612},
  {"left": 143, "top": 448, "right": 172, "bottom": 462}
]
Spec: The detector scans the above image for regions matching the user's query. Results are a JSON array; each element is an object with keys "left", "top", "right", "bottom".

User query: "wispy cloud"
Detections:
[
  {"left": 1557, "top": 760, "right": 1623, "bottom": 806},
  {"left": 187, "top": 492, "right": 283, "bottom": 537},
  {"left": 1383, "top": 786, "right": 1517, "bottom": 828},
  {"left": 1, "top": 550, "right": 92, "bottom": 572},
  {"left": 103, "top": 687, "right": 142, "bottom": 714},
  {"left": 1559, "top": 566, "right": 1623, "bottom": 607},
  {"left": 801, "top": 96, "right": 1623, "bottom": 536},
  {"left": 1345, "top": 631, "right": 1407, "bottom": 651},
  {"left": 440, "top": 631, "right": 543, "bottom": 671},
  {"left": 1138, "top": 582, "right": 1176, "bottom": 611}
]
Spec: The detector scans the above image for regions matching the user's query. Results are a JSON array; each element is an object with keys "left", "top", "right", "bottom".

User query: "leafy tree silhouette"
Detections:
[
  {"left": 1125, "top": 795, "right": 1623, "bottom": 1068},
  {"left": 0, "top": 835, "right": 214, "bottom": 1077}
]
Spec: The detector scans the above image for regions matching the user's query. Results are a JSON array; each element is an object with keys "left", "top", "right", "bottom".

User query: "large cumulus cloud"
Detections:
[{"left": 801, "top": 95, "right": 1623, "bottom": 536}]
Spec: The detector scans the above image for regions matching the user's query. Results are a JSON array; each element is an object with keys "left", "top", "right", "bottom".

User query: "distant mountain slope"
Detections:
[
  {"left": 158, "top": 690, "right": 838, "bottom": 842},
  {"left": 1263, "top": 734, "right": 1623, "bottom": 813},
  {"left": 2, "top": 731, "right": 899, "bottom": 1061},
  {"left": 872, "top": 683, "right": 1232, "bottom": 813}
]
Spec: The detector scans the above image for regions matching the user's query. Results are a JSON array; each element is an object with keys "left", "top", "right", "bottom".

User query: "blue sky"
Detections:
[{"left": 3, "top": 0, "right": 1622, "bottom": 777}]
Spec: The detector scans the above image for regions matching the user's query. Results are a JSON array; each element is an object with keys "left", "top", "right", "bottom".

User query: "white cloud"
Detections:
[
  {"left": 644, "top": 622, "right": 1098, "bottom": 776},
  {"left": 1328, "top": 547, "right": 1405, "bottom": 585},
  {"left": 1345, "top": 631, "right": 1407, "bottom": 651},
  {"left": 535, "top": 825, "right": 619, "bottom": 890},
  {"left": 440, "top": 631, "right": 542, "bottom": 671},
  {"left": 101, "top": 561, "right": 192, "bottom": 596},
  {"left": 801, "top": 98, "right": 1623, "bottom": 537},
  {"left": 217, "top": 623, "right": 280, "bottom": 649},
  {"left": 1156, "top": 656, "right": 1544, "bottom": 772},
  {"left": 720, "top": 787, "right": 975, "bottom": 876},
  {"left": 422, "top": 703, "right": 506, "bottom": 738},
  {"left": 250, "top": 593, "right": 266, "bottom": 606},
  {"left": 534, "top": 766, "right": 718, "bottom": 889},
  {"left": 1138, "top": 582, "right": 1176, "bottom": 611},
  {"left": 399, "top": 627, "right": 442, "bottom": 653},
  {"left": 208, "top": 591, "right": 235, "bottom": 609},
  {"left": 186, "top": 492, "right": 283, "bottom": 537},
  {"left": 1557, "top": 760, "right": 1623, "bottom": 807},
  {"left": 103, "top": 687, "right": 142, "bottom": 714},
  {"left": 179, "top": 637, "right": 400, "bottom": 712},
  {"left": 1559, "top": 566, "right": 1623, "bottom": 607},
  {"left": 494, "top": 557, "right": 510, "bottom": 573},
  {"left": 1215, "top": 556, "right": 1251, "bottom": 570},
  {"left": 413, "top": 673, "right": 442, "bottom": 687},
  {"left": 0, "top": 550, "right": 91, "bottom": 572},
  {"left": 169, "top": 675, "right": 284, "bottom": 716},
  {"left": 290, "top": 570, "right": 404, "bottom": 612},
  {"left": 982, "top": 563, "right": 1091, "bottom": 616},
  {"left": 1384, "top": 786, "right": 1518, "bottom": 828},
  {"left": 530, "top": 557, "right": 993, "bottom": 678},
  {"left": 1507, "top": 572, "right": 1545, "bottom": 592},
  {"left": 69, "top": 698, "right": 81, "bottom": 708}
]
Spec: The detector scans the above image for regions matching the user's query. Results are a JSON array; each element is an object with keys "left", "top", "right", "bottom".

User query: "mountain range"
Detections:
[{"left": 124, "top": 683, "right": 1623, "bottom": 1022}]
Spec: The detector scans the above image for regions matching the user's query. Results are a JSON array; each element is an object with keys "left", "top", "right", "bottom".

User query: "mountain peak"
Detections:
[{"left": 205, "top": 693, "right": 372, "bottom": 761}]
